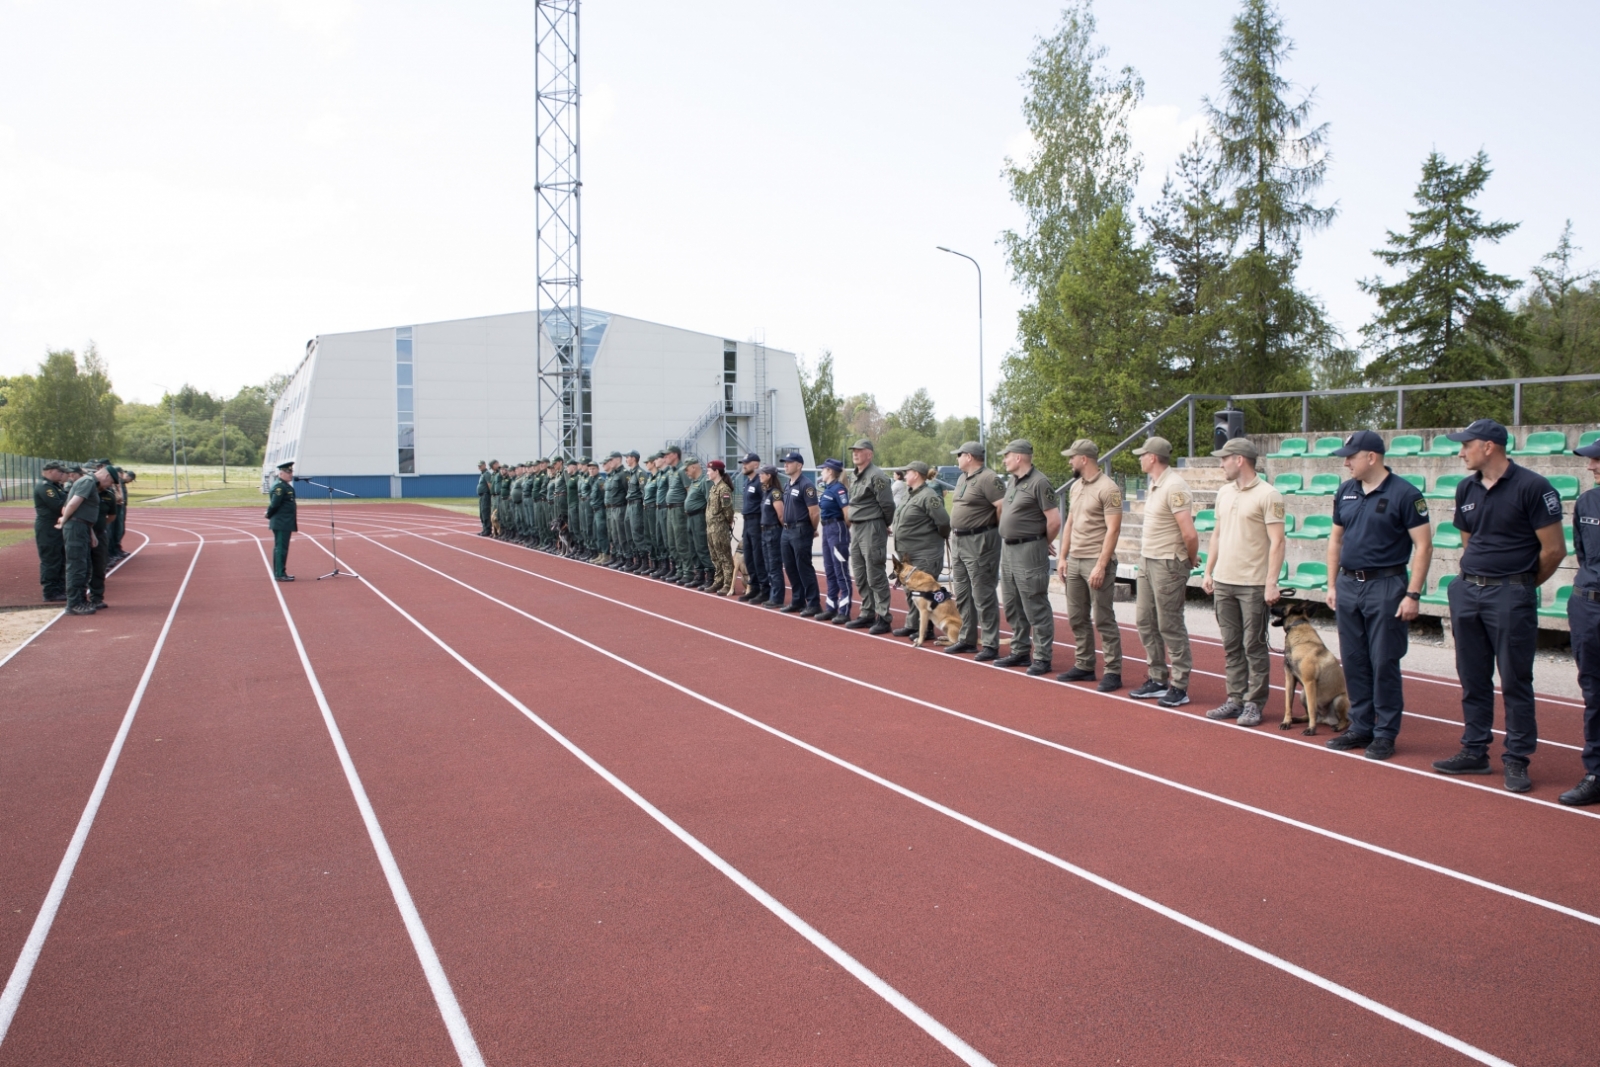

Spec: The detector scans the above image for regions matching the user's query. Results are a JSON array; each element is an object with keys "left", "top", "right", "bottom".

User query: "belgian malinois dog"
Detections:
[
  {"left": 1270, "top": 597, "right": 1351, "bottom": 735},
  {"left": 890, "top": 556, "right": 961, "bottom": 648}
]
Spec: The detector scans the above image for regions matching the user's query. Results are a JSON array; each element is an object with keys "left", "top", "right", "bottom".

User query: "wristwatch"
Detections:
[{"left": 1404, "top": 591, "right": 1421, "bottom": 601}]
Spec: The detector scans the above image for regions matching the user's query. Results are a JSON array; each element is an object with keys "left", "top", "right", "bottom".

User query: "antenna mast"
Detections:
[{"left": 534, "top": 0, "right": 582, "bottom": 459}]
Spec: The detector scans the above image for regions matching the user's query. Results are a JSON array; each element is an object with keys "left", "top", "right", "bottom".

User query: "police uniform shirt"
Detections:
[
  {"left": 1066, "top": 470, "right": 1123, "bottom": 558},
  {"left": 893, "top": 482, "right": 951, "bottom": 555},
  {"left": 740, "top": 472, "right": 763, "bottom": 516},
  {"left": 1573, "top": 485, "right": 1600, "bottom": 592},
  {"left": 845, "top": 463, "right": 895, "bottom": 523},
  {"left": 1332, "top": 470, "right": 1429, "bottom": 570},
  {"left": 998, "top": 467, "right": 1056, "bottom": 541},
  {"left": 818, "top": 480, "right": 848, "bottom": 522},
  {"left": 1211, "top": 475, "right": 1285, "bottom": 586},
  {"left": 1453, "top": 461, "right": 1563, "bottom": 577},
  {"left": 760, "top": 484, "right": 783, "bottom": 527},
  {"left": 1140, "top": 467, "right": 1193, "bottom": 560},
  {"left": 34, "top": 477, "right": 67, "bottom": 527},
  {"left": 67, "top": 475, "right": 101, "bottom": 525},
  {"left": 784, "top": 474, "right": 819, "bottom": 529},
  {"left": 949, "top": 468, "right": 1003, "bottom": 533}
]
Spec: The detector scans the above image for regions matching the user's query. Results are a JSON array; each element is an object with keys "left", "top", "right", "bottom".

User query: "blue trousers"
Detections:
[
  {"left": 821, "top": 521, "right": 852, "bottom": 615},
  {"left": 1570, "top": 591, "right": 1600, "bottom": 775},
  {"left": 742, "top": 517, "right": 766, "bottom": 592},
  {"left": 761, "top": 525, "right": 785, "bottom": 603},
  {"left": 1448, "top": 577, "right": 1540, "bottom": 761},
  {"left": 1335, "top": 572, "right": 1409, "bottom": 740},
  {"left": 782, "top": 527, "right": 819, "bottom": 609}
]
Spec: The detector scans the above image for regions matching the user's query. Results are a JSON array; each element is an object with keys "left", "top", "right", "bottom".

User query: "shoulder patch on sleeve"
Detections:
[
  {"left": 1170, "top": 491, "right": 1190, "bottom": 509},
  {"left": 1544, "top": 490, "right": 1562, "bottom": 516},
  {"left": 1271, "top": 501, "right": 1285, "bottom": 519},
  {"left": 1414, "top": 498, "right": 1429, "bottom": 516},
  {"left": 1107, "top": 489, "right": 1123, "bottom": 509}
]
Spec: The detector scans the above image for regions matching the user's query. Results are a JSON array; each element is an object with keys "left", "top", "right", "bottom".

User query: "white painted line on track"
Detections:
[
  {"left": 0, "top": 530, "right": 152, "bottom": 673},
  {"left": 338, "top": 527, "right": 1517, "bottom": 1067},
  {"left": 284, "top": 525, "right": 996, "bottom": 1067},
  {"left": 0, "top": 528, "right": 201, "bottom": 1046}
]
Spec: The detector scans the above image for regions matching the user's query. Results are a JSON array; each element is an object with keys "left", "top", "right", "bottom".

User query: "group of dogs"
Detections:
[{"left": 888, "top": 557, "right": 1352, "bottom": 736}]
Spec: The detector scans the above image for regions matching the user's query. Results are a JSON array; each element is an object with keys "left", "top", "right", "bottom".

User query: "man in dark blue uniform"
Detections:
[
  {"left": 33, "top": 461, "right": 70, "bottom": 603},
  {"left": 779, "top": 451, "right": 821, "bottom": 616},
  {"left": 737, "top": 452, "right": 768, "bottom": 603},
  {"left": 817, "top": 458, "right": 852, "bottom": 622},
  {"left": 266, "top": 461, "right": 299, "bottom": 581},
  {"left": 1561, "top": 438, "right": 1600, "bottom": 806},
  {"left": 1324, "top": 430, "right": 1434, "bottom": 761},
  {"left": 1432, "top": 419, "right": 1566, "bottom": 792}
]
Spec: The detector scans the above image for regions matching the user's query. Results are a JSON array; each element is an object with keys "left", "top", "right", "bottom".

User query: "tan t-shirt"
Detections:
[
  {"left": 1210, "top": 475, "right": 1285, "bottom": 585},
  {"left": 1140, "top": 466, "right": 1193, "bottom": 560},
  {"left": 1067, "top": 470, "right": 1123, "bottom": 558}
]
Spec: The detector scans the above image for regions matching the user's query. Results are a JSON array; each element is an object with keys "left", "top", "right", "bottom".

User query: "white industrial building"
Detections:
[{"left": 262, "top": 309, "right": 812, "bottom": 498}]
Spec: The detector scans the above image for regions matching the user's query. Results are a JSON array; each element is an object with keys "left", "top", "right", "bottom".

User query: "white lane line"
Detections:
[
  {"left": 337, "top": 528, "right": 1516, "bottom": 1067},
  {"left": 362, "top": 521, "right": 1600, "bottom": 824},
  {"left": 211, "top": 526, "right": 482, "bottom": 1067},
  {"left": 0, "top": 530, "right": 202, "bottom": 1045},
  {"left": 284, "top": 527, "right": 995, "bottom": 1067},
  {"left": 0, "top": 530, "right": 153, "bottom": 673}
]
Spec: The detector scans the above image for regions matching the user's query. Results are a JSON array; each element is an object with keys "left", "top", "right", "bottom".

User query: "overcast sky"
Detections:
[{"left": 3, "top": 0, "right": 1595, "bottom": 422}]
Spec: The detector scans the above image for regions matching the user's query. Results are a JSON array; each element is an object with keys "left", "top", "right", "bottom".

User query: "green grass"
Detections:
[{"left": 0, "top": 528, "right": 32, "bottom": 550}]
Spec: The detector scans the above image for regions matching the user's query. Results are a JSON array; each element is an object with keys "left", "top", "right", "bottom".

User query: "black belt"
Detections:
[
  {"left": 662, "top": 503, "right": 683, "bottom": 510},
  {"left": 953, "top": 526, "right": 997, "bottom": 538},
  {"left": 783, "top": 522, "right": 812, "bottom": 530},
  {"left": 605, "top": 504, "right": 624, "bottom": 509},
  {"left": 1003, "top": 534, "right": 1045, "bottom": 546},
  {"left": 1339, "top": 565, "right": 1407, "bottom": 581},
  {"left": 1460, "top": 571, "right": 1537, "bottom": 586},
  {"left": 1576, "top": 588, "right": 1600, "bottom": 602},
  {"left": 686, "top": 508, "right": 704, "bottom": 516},
  {"left": 851, "top": 516, "right": 886, "bottom": 525}
]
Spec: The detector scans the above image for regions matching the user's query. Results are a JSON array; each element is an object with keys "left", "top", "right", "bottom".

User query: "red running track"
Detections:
[{"left": 0, "top": 504, "right": 1594, "bottom": 1066}]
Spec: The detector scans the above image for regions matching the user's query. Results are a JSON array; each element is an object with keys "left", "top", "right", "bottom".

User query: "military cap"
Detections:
[
  {"left": 904, "top": 460, "right": 931, "bottom": 477},
  {"left": 1062, "top": 438, "right": 1099, "bottom": 459},
  {"left": 683, "top": 455, "right": 701, "bottom": 467},
  {"left": 606, "top": 451, "right": 623, "bottom": 460},
  {"left": 1001, "top": 438, "right": 1034, "bottom": 456},
  {"left": 277, "top": 461, "right": 295, "bottom": 471},
  {"left": 1212, "top": 437, "right": 1259, "bottom": 460},
  {"left": 849, "top": 438, "right": 875, "bottom": 451},
  {"left": 740, "top": 451, "right": 760, "bottom": 464},
  {"left": 42, "top": 460, "right": 65, "bottom": 471},
  {"left": 1331, "top": 430, "right": 1385, "bottom": 457},
  {"left": 1446, "top": 418, "right": 1509, "bottom": 447},
  {"left": 625, "top": 449, "right": 640, "bottom": 459},
  {"left": 708, "top": 459, "right": 726, "bottom": 472},
  {"left": 780, "top": 450, "right": 804, "bottom": 464},
  {"left": 64, "top": 464, "right": 84, "bottom": 474},
  {"left": 662, "top": 444, "right": 682, "bottom": 456},
  {"left": 1132, "top": 436, "right": 1172, "bottom": 459},
  {"left": 822, "top": 457, "right": 845, "bottom": 472},
  {"left": 952, "top": 440, "right": 985, "bottom": 459}
]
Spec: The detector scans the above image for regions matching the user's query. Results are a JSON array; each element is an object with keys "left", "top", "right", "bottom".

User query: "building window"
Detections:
[
  {"left": 723, "top": 342, "right": 737, "bottom": 412},
  {"left": 396, "top": 326, "right": 415, "bottom": 474}
]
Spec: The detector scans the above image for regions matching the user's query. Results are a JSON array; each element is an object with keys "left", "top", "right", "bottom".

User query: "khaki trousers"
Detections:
[
  {"left": 950, "top": 529, "right": 1001, "bottom": 649},
  {"left": 1214, "top": 582, "right": 1271, "bottom": 704},
  {"left": 1136, "top": 556, "right": 1191, "bottom": 689},
  {"left": 1064, "top": 555, "right": 1122, "bottom": 674},
  {"left": 850, "top": 519, "right": 891, "bottom": 617},
  {"left": 1000, "top": 539, "right": 1053, "bottom": 664}
]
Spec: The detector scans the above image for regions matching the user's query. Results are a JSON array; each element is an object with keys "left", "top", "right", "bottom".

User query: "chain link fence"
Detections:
[{"left": 0, "top": 452, "right": 49, "bottom": 504}]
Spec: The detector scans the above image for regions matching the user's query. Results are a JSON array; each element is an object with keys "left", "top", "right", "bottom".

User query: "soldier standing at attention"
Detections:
[
  {"left": 103, "top": 461, "right": 127, "bottom": 560},
  {"left": 1128, "top": 437, "right": 1199, "bottom": 707},
  {"left": 758, "top": 465, "right": 788, "bottom": 607},
  {"left": 683, "top": 456, "right": 712, "bottom": 587},
  {"left": 33, "top": 461, "right": 70, "bottom": 603},
  {"left": 266, "top": 461, "right": 298, "bottom": 582},
  {"left": 497, "top": 461, "right": 514, "bottom": 538},
  {"left": 641, "top": 454, "right": 661, "bottom": 572},
  {"left": 589, "top": 459, "right": 609, "bottom": 562},
  {"left": 737, "top": 452, "right": 767, "bottom": 602},
  {"left": 111, "top": 469, "right": 135, "bottom": 561},
  {"left": 817, "top": 458, "right": 853, "bottom": 623},
  {"left": 509, "top": 465, "right": 526, "bottom": 541},
  {"left": 622, "top": 450, "right": 645, "bottom": 570},
  {"left": 1055, "top": 439, "right": 1124, "bottom": 691},
  {"left": 843, "top": 438, "right": 895, "bottom": 634},
  {"left": 660, "top": 446, "right": 690, "bottom": 582},
  {"left": 531, "top": 460, "right": 550, "bottom": 548},
  {"left": 705, "top": 460, "right": 738, "bottom": 595},
  {"left": 891, "top": 460, "right": 951, "bottom": 636},
  {"left": 945, "top": 442, "right": 1003, "bottom": 659},
  {"left": 475, "top": 461, "right": 492, "bottom": 536},
  {"left": 779, "top": 450, "right": 822, "bottom": 615},
  {"left": 1561, "top": 437, "right": 1600, "bottom": 806},
  {"left": 565, "top": 460, "right": 582, "bottom": 552},
  {"left": 548, "top": 457, "right": 568, "bottom": 548},
  {"left": 55, "top": 464, "right": 103, "bottom": 614},
  {"left": 994, "top": 440, "right": 1060, "bottom": 675},
  {"left": 602, "top": 452, "right": 627, "bottom": 567}
]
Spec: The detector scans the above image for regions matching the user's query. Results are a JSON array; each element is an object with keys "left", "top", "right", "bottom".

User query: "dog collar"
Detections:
[{"left": 1282, "top": 616, "right": 1314, "bottom": 631}]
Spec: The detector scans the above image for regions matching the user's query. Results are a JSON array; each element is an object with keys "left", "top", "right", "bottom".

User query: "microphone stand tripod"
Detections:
[{"left": 298, "top": 478, "right": 360, "bottom": 579}]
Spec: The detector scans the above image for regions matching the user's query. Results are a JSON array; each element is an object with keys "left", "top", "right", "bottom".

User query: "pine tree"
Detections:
[
  {"left": 1142, "top": 134, "right": 1233, "bottom": 384},
  {"left": 1360, "top": 150, "right": 1520, "bottom": 427}
]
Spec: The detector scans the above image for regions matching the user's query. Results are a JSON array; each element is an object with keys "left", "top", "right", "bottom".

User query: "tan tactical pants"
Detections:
[
  {"left": 1136, "top": 556, "right": 1191, "bottom": 689},
  {"left": 1064, "top": 555, "right": 1122, "bottom": 674}
]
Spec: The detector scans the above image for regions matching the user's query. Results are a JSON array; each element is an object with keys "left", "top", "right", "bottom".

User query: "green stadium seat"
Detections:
[
  {"left": 1190, "top": 552, "right": 1207, "bottom": 578},
  {"left": 1272, "top": 472, "right": 1303, "bottom": 494},
  {"left": 1420, "top": 573, "right": 1454, "bottom": 607},
  {"left": 1282, "top": 513, "right": 1296, "bottom": 533},
  {"left": 1388, "top": 434, "right": 1424, "bottom": 456},
  {"left": 1266, "top": 437, "right": 1307, "bottom": 459},
  {"left": 1309, "top": 436, "right": 1344, "bottom": 457},
  {"left": 1567, "top": 525, "right": 1575, "bottom": 554},
  {"left": 1433, "top": 521, "right": 1463, "bottom": 549},
  {"left": 1513, "top": 431, "right": 1568, "bottom": 456},
  {"left": 1194, "top": 509, "right": 1216, "bottom": 532},
  {"left": 1297, "top": 473, "right": 1341, "bottom": 495},
  {"left": 1422, "top": 436, "right": 1462, "bottom": 457},
  {"left": 1549, "top": 474, "right": 1579, "bottom": 501},
  {"left": 1282, "top": 562, "right": 1329, "bottom": 590},
  {"left": 1425, "top": 473, "right": 1465, "bottom": 500},
  {"left": 1538, "top": 585, "right": 1573, "bottom": 620},
  {"left": 1280, "top": 560, "right": 1290, "bottom": 581},
  {"left": 1286, "top": 514, "right": 1333, "bottom": 540},
  {"left": 1398, "top": 473, "right": 1426, "bottom": 491},
  {"left": 1572, "top": 430, "right": 1600, "bottom": 454}
]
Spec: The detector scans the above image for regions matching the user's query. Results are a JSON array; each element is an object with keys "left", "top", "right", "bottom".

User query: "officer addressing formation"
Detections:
[{"left": 29, "top": 413, "right": 1598, "bottom": 806}]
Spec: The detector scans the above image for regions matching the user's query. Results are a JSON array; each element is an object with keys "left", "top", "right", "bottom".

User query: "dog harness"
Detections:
[{"left": 909, "top": 586, "right": 952, "bottom": 606}]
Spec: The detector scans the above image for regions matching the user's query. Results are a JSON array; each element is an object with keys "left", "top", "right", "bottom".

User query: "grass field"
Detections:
[{"left": 0, "top": 528, "right": 32, "bottom": 550}]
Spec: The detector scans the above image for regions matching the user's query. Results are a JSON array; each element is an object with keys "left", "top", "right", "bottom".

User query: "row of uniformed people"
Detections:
[{"left": 32, "top": 459, "right": 134, "bottom": 613}]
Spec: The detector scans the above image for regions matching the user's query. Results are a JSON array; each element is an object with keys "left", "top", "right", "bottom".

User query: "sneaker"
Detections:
[
  {"left": 944, "top": 642, "right": 976, "bottom": 655},
  {"left": 994, "top": 651, "right": 1031, "bottom": 668},
  {"left": 1431, "top": 749, "right": 1491, "bottom": 776},
  {"left": 1157, "top": 687, "right": 1190, "bottom": 708},
  {"left": 1364, "top": 737, "right": 1395, "bottom": 761},
  {"left": 1503, "top": 759, "right": 1532, "bottom": 794},
  {"left": 973, "top": 646, "right": 998, "bottom": 663},
  {"left": 1205, "top": 700, "right": 1244, "bottom": 721},
  {"left": 1236, "top": 702, "right": 1262, "bottom": 728},
  {"left": 1128, "top": 679, "right": 1169, "bottom": 700},
  {"left": 1026, "top": 661, "right": 1052, "bottom": 676},
  {"left": 868, "top": 618, "right": 892, "bottom": 636},
  {"left": 1097, "top": 672, "right": 1122, "bottom": 693},
  {"left": 1326, "top": 732, "right": 1374, "bottom": 751},
  {"left": 1055, "top": 667, "right": 1096, "bottom": 683},
  {"left": 1559, "top": 775, "right": 1600, "bottom": 806}
]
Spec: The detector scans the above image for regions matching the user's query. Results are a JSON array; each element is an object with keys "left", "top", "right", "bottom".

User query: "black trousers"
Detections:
[
  {"left": 478, "top": 495, "right": 491, "bottom": 535},
  {"left": 1570, "top": 591, "right": 1600, "bottom": 776},
  {"left": 63, "top": 520, "right": 92, "bottom": 607},
  {"left": 741, "top": 517, "right": 766, "bottom": 591},
  {"left": 781, "top": 527, "right": 819, "bottom": 608},
  {"left": 90, "top": 520, "right": 108, "bottom": 601},
  {"left": 1335, "top": 573, "right": 1409, "bottom": 740},
  {"left": 761, "top": 525, "right": 785, "bottom": 603},
  {"left": 36, "top": 524, "right": 65, "bottom": 598},
  {"left": 273, "top": 529, "right": 293, "bottom": 577},
  {"left": 1449, "top": 577, "right": 1539, "bottom": 761}
]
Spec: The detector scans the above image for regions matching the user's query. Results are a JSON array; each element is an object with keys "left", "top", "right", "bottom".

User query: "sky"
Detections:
[{"left": 2, "top": 0, "right": 1596, "bottom": 423}]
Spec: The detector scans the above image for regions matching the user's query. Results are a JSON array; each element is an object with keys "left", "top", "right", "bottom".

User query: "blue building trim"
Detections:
[
  {"left": 402, "top": 474, "right": 478, "bottom": 498},
  {"left": 297, "top": 475, "right": 392, "bottom": 500}
]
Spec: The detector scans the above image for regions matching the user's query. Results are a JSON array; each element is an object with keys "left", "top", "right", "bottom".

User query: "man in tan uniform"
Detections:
[
  {"left": 1129, "top": 437, "right": 1199, "bottom": 707},
  {"left": 945, "top": 441, "right": 1004, "bottom": 659},
  {"left": 1055, "top": 438, "right": 1124, "bottom": 692},
  {"left": 1201, "top": 437, "right": 1286, "bottom": 727}
]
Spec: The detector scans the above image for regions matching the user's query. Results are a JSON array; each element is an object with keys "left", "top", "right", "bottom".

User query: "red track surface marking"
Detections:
[
  {"left": 0, "top": 525, "right": 461, "bottom": 1066},
  {"left": 328, "top": 531, "right": 1548, "bottom": 1062}
]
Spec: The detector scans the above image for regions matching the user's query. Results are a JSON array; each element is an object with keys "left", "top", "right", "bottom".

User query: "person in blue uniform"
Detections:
[
  {"left": 737, "top": 452, "right": 768, "bottom": 603},
  {"left": 1432, "top": 419, "right": 1566, "bottom": 793},
  {"left": 817, "top": 458, "right": 852, "bottom": 622},
  {"left": 1562, "top": 437, "right": 1600, "bottom": 806},
  {"left": 1323, "top": 430, "right": 1434, "bottom": 761},
  {"left": 266, "top": 461, "right": 299, "bottom": 581},
  {"left": 779, "top": 451, "right": 821, "bottom": 616},
  {"left": 758, "top": 465, "right": 787, "bottom": 608}
]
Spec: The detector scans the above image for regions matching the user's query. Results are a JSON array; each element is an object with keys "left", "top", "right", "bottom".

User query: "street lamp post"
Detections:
[{"left": 936, "top": 246, "right": 984, "bottom": 447}]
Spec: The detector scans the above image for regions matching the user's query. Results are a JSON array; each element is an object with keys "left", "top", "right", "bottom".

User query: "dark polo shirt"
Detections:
[
  {"left": 1454, "top": 461, "right": 1562, "bottom": 577},
  {"left": 1332, "top": 469, "right": 1429, "bottom": 570}
]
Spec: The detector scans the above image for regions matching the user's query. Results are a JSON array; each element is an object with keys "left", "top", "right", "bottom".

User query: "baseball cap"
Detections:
[
  {"left": 781, "top": 450, "right": 805, "bottom": 464},
  {"left": 905, "top": 460, "right": 931, "bottom": 476},
  {"left": 1132, "top": 437, "right": 1172, "bottom": 459},
  {"left": 850, "top": 438, "right": 875, "bottom": 451},
  {"left": 1331, "top": 430, "right": 1386, "bottom": 457},
  {"left": 821, "top": 458, "right": 844, "bottom": 472},
  {"left": 1446, "top": 419, "right": 1510, "bottom": 447},
  {"left": 740, "top": 452, "right": 761, "bottom": 464},
  {"left": 1002, "top": 438, "right": 1034, "bottom": 456},
  {"left": 1576, "top": 439, "right": 1600, "bottom": 459},
  {"left": 1062, "top": 438, "right": 1099, "bottom": 459},
  {"left": 625, "top": 449, "right": 640, "bottom": 459},
  {"left": 952, "top": 440, "right": 985, "bottom": 459},
  {"left": 1212, "top": 437, "right": 1259, "bottom": 460},
  {"left": 42, "top": 460, "right": 65, "bottom": 472},
  {"left": 606, "top": 451, "right": 623, "bottom": 461},
  {"left": 759, "top": 464, "right": 778, "bottom": 476},
  {"left": 682, "top": 455, "right": 701, "bottom": 467}
]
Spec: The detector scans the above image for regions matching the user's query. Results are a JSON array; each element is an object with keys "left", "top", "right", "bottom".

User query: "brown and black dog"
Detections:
[
  {"left": 1269, "top": 597, "right": 1351, "bottom": 736},
  {"left": 890, "top": 556, "right": 961, "bottom": 648}
]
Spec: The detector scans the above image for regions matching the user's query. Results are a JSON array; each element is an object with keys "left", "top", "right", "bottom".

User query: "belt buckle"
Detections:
[{"left": 1352, "top": 569, "right": 1368, "bottom": 582}]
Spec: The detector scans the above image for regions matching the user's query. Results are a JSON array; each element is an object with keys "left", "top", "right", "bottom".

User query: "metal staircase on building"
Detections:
[{"left": 673, "top": 400, "right": 760, "bottom": 457}]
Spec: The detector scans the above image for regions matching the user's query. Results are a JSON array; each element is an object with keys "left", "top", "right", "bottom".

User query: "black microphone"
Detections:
[{"left": 293, "top": 476, "right": 312, "bottom": 482}]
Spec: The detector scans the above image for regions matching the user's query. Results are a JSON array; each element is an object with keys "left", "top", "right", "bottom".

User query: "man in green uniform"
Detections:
[
  {"left": 529, "top": 460, "right": 548, "bottom": 548},
  {"left": 890, "top": 460, "right": 951, "bottom": 637},
  {"left": 660, "top": 446, "right": 690, "bottom": 582},
  {"left": 475, "top": 461, "right": 492, "bottom": 535},
  {"left": 508, "top": 464, "right": 526, "bottom": 541},
  {"left": 683, "top": 456, "right": 712, "bottom": 587},
  {"left": 640, "top": 454, "right": 659, "bottom": 570},
  {"left": 56, "top": 463, "right": 105, "bottom": 614},
  {"left": 603, "top": 452, "right": 628, "bottom": 567},
  {"left": 589, "top": 459, "right": 610, "bottom": 563},
  {"left": 945, "top": 441, "right": 1004, "bottom": 658},
  {"left": 565, "top": 460, "right": 583, "bottom": 553},
  {"left": 843, "top": 438, "right": 896, "bottom": 633},
  {"left": 620, "top": 450, "right": 644, "bottom": 570},
  {"left": 266, "top": 460, "right": 298, "bottom": 581},
  {"left": 89, "top": 461, "right": 116, "bottom": 607},
  {"left": 995, "top": 439, "right": 1061, "bottom": 675},
  {"left": 547, "top": 456, "right": 569, "bottom": 550},
  {"left": 33, "top": 460, "right": 70, "bottom": 602}
]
